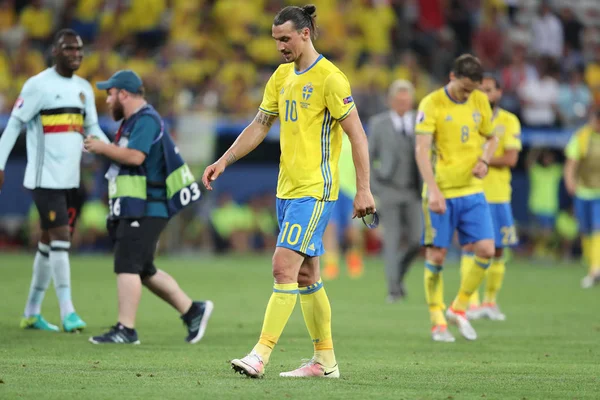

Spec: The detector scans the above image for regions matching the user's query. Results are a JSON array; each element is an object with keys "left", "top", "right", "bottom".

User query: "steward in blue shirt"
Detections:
[{"left": 84, "top": 70, "right": 213, "bottom": 345}]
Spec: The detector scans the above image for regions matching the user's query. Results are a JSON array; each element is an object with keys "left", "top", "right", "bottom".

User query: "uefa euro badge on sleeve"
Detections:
[{"left": 362, "top": 211, "right": 379, "bottom": 229}]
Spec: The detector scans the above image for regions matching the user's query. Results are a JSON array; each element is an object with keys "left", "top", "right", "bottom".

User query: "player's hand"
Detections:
[
  {"left": 202, "top": 160, "right": 226, "bottom": 191},
  {"left": 472, "top": 159, "right": 489, "bottom": 179},
  {"left": 84, "top": 136, "right": 106, "bottom": 155},
  {"left": 428, "top": 186, "right": 446, "bottom": 214},
  {"left": 352, "top": 189, "right": 376, "bottom": 219},
  {"left": 0, "top": 169, "right": 4, "bottom": 192}
]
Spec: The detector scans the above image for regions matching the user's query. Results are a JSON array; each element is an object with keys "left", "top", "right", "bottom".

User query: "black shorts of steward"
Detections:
[
  {"left": 31, "top": 188, "right": 85, "bottom": 232},
  {"left": 113, "top": 217, "right": 168, "bottom": 278}
]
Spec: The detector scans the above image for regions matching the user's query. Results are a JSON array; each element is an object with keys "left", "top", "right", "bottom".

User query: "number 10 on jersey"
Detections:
[{"left": 285, "top": 100, "right": 298, "bottom": 122}]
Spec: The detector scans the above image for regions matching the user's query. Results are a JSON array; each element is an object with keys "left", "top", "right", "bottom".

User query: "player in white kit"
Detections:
[{"left": 0, "top": 29, "right": 111, "bottom": 332}]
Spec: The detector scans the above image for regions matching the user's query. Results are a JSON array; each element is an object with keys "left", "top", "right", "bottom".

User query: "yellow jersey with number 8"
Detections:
[
  {"left": 483, "top": 109, "right": 522, "bottom": 203},
  {"left": 259, "top": 55, "right": 355, "bottom": 201},
  {"left": 415, "top": 87, "right": 494, "bottom": 199}
]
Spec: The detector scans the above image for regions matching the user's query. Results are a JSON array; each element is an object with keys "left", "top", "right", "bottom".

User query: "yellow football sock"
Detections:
[
  {"left": 424, "top": 262, "right": 446, "bottom": 326},
  {"left": 460, "top": 252, "right": 481, "bottom": 307},
  {"left": 581, "top": 235, "right": 591, "bottom": 265},
  {"left": 252, "top": 282, "right": 299, "bottom": 364},
  {"left": 299, "top": 280, "right": 336, "bottom": 367},
  {"left": 590, "top": 233, "right": 600, "bottom": 275},
  {"left": 453, "top": 256, "right": 490, "bottom": 312},
  {"left": 484, "top": 259, "right": 506, "bottom": 304}
]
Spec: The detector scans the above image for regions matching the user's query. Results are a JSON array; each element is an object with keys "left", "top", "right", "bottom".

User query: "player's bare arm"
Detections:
[
  {"left": 201, "top": 110, "right": 277, "bottom": 190},
  {"left": 564, "top": 158, "right": 578, "bottom": 196},
  {"left": 339, "top": 108, "right": 376, "bottom": 219},
  {"left": 489, "top": 148, "right": 519, "bottom": 168},
  {"left": 415, "top": 133, "right": 446, "bottom": 214},
  {"left": 84, "top": 137, "right": 146, "bottom": 166},
  {"left": 473, "top": 135, "right": 499, "bottom": 179}
]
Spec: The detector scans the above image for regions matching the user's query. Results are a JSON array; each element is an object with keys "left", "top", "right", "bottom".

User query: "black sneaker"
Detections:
[
  {"left": 181, "top": 300, "right": 214, "bottom": 344},
  {"left": 89, "top": 323, "right": 141, "bottom": 345}
]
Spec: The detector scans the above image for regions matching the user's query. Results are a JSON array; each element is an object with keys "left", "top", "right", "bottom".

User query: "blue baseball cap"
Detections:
[{"left": 96, "top": 70, "right": 143, "bottom": 93}]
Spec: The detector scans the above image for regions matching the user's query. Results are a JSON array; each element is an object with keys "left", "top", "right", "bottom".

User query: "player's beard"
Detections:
[
  {"left": 489, "top": 100, "right": 496, "bottom": 110},
  {"left": 111, "top": 99, "right": 125, "bottom": 121}
]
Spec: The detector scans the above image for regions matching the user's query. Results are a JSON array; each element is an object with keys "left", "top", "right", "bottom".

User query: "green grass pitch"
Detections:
[{"left": 0, "top": 253, "right": 598, "bottom": 400}]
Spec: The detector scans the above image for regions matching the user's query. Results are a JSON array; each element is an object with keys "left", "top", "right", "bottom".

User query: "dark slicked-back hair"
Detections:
[
  {"left": 483, "top": 73, "right": 501, "bottom": 89},
  {"left": 452, "top": 54, "right": 484, "bottom": 82},
  {"left": 53, "top": 28, "right": 79, "bottom": 46},
  {"left": 274, "top": 4, "right": 318, "bottom": 40}
]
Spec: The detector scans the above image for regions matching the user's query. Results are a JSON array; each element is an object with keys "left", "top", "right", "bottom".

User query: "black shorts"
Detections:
[
  {"left": 113, "top": 217, "right": 168, "bottom": 278},
  {"left": 31, "top": 188, "right": 85, "bottom": 232}
]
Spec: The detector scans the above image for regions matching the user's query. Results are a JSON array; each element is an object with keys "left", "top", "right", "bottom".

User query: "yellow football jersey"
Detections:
[
  {"left": 415, "top": 87, "right": 494, "bottom": 199},
  {"left": 260, "top": 55, "right": 355, "bottom": 201},
  {"left": 483, "top": 109, "right": 522, "bottom": 203}
]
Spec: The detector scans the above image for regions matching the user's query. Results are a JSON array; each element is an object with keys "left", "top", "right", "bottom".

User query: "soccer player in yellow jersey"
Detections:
[
  {"left": 201, "top": 4, "right": 376, "bottom": 378},
  {"left": 415, "top": 55, "right": 498, "bottom": 342},
  {"left": 462, "top": 75, "right": 522, "bottom": 322},
  {"left": 564, "top": 107, "right": 600, "bottom": 289}
]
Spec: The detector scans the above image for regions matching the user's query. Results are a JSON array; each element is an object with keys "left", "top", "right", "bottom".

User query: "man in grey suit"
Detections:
[{"left": 368, "top": 80, "right": 422, "bottom": 302}]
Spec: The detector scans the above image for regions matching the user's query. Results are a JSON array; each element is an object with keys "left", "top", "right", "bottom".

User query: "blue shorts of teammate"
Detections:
[
  {"left": 574, "top": 196, "right": 600, "bottom": 236},
  {"left": 276, "top": 197, "right": 336, "bottom": 257},
  {"left": 531, "top": 213, "right": 556, "bottom": 230},
  {"left": 329, "top": 190, "right": 354, "bottom": 241},
  {"left": 489, "top": 202, "right": 518, "bottom": 248},
  {"left": 421, "top": 192, "right": 494, "bottom": 248}
]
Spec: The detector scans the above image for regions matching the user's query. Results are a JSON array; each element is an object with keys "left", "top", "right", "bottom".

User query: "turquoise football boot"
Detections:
[
  {"left": 20, "top": 315, "right": 59, "bottom": 332},
  {"left": 63, "top": 312, "right": 87, "bottom": 332}
]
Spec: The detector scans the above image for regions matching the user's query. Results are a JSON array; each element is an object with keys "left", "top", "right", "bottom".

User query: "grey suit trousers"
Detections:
[{"left": 380, "top": 199, "right": 422, "bottom": 296}]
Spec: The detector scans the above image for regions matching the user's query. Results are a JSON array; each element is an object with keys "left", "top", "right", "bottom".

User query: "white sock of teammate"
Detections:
[
  {"left": 49, "top": 240, "right": 75, "bottom": 320},
  {"left": 24, "top": 242, "right": 52, "bottom": 317}
]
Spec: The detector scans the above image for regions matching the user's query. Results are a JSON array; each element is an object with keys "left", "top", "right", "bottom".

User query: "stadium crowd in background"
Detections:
[{"left": 0, "top": 0, "right": 600, "bottom": 260}]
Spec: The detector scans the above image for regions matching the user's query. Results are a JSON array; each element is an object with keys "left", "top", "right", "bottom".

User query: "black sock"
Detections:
[
  {"left": 182, "top": 302, "right": 200, "bottom": 320},
  {"left": 117, "top": 322, "right": 136, "bottom": 335}
]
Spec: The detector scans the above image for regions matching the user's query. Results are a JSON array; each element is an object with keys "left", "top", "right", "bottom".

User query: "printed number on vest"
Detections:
[
  {"left": 180, "top": 182, "right": 200, "bottom": 206},
  {"left": 110, "top": 198, "right": 121, "bottom": 217}
]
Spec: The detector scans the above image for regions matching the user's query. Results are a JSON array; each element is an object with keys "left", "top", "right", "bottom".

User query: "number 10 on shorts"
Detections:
[{"left": 280, "top": 222, "right": 302, "bottom": 245}]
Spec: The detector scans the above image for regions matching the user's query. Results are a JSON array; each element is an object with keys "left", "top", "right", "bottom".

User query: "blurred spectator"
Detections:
[
  {"left": 248, "top": 193, "right": 277, "bottom": 252},
  {"left": 531, "top": 1, "right": 564, "bottom": 60},
  {"left": 560, "top": 7, "right": 583, "bottom": 53},
  {"left": 446, "top": 0, "right": 474, "bottom": 56},
  {"left": 500, "top": 43, "right": 537, "bottom": 115},
  {"left": 585, "top": 43, "right": 600, "bottom": 105},
  {"left": 352, "top": 0, "right": 396, "bottom": 59},
  {"left": 473, "top": 6, "right": 505, "bottom": 71},
  {"left": 518, "top": 57, "right": 560, "bottom": 128},
  {"left": 77, "top": 199, "right": 110, "bottom": 252},
  {"left": 430, "top": 27, "right": 455, "bottom": 84},
  {"left": 526, "top": 149, "right": 563, "bottom": 259},
  {"left": 393, "top": 51, "right": 434, "bottom": 104},
  {"left": 557, "top": 67, "right": 592, "bottom": 128},
  {"left": 64, "top": 0, "right": 103, "bottom": 42},
  {"left": 19, "top": 0, "right": 53, "bottom": 47},
  {"left": 210, "top": 193, "right": 253, "bottom": 254}
]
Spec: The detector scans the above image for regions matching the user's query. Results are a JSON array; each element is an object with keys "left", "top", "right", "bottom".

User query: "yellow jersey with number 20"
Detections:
[
  {"left": 483, "top": 109, "right": 522, "bottom": 203},
  {"left": 259, "top": 55, "right": 355, "bottom": 201},
  {"left": 415, "top": 87, "right": 494, "bottom": 199}
]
